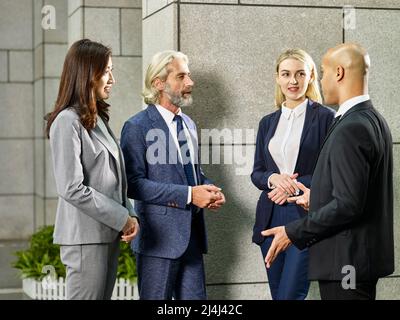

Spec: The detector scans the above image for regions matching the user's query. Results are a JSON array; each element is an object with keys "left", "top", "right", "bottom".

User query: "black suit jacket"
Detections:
[
  {"left": 286, "top": 100, "right": 394, "bottom": 281},
  {"left": 251, "top": 101, "right": 334, "bottom": 244}
]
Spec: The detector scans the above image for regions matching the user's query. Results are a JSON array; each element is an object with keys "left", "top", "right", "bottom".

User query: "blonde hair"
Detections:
[
  {"left": 274, "top": 48, "right": 322, "bottom": 108},
  {"left": 142, "top": 50, "right": 189, "bottom": 105}
]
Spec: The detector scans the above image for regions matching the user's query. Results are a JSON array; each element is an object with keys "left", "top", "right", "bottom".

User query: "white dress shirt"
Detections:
[
  {"left": 267, "top": 99, "right": 308, "bottom": 188},
  {"left": 155, "top": 105, "right": 197, "bottom": 204},
  {"left": 335, "top": 94, "right": 370, "bottom": 118}
]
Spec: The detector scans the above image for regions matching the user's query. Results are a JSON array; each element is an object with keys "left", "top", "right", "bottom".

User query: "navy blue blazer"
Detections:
[
  {"left": 120, "top": 105, "right": 211, "bottom": 259},
  {"left": 251, "top": 100, "right": 334, "bottom": 244}
]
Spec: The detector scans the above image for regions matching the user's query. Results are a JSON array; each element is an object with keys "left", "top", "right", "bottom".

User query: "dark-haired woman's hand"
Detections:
[{"left": 121, "top": 217, "right": 140, "bottom": 243}]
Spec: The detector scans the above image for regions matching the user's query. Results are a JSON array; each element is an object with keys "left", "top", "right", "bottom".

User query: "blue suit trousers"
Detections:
[
  {"left": 136, "top": 221, "right": 206, "bottom": 300},
  {"left": 260, "top": 203, "right": 310, "bottom": 300}
]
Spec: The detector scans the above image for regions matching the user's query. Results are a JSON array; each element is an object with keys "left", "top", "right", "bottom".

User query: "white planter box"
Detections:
[{"left": 22, "top": 277, "right": 139, "bottom": 300}]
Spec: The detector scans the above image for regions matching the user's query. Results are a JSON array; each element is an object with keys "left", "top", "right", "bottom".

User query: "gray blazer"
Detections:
[{"left": 49, "top": 108, "right": 137, "bottom": 245}]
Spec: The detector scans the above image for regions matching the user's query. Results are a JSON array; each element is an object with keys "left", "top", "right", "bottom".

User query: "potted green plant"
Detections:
[{"left": 13, "top": 225, "right": 138, "bottom": 300}]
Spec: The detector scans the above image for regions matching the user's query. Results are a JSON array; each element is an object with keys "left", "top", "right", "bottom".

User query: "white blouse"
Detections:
[{"left": 268, "top": 99, "right": 307, "bottom": 183}]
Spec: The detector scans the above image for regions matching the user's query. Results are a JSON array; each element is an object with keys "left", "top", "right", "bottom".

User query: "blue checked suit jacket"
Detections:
[{"left": 121, "top": 105, "right": 212, "bottom": 259}]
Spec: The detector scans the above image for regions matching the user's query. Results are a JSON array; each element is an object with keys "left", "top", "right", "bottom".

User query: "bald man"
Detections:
[{"left": 262, "top": 43, "right": 394, "bottom": 300}]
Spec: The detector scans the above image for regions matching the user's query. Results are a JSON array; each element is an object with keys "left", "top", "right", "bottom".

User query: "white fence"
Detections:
[{"left": 23, "top": 277, "right": 139, "bottom": 300}]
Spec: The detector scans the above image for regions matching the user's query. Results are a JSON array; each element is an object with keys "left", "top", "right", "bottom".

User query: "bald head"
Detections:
[
  {"left": 320, "top": 43, "right": 370, "bottom": 105},
  {"left": 325, "top": 43, "right": 370, "bottom": 77}
]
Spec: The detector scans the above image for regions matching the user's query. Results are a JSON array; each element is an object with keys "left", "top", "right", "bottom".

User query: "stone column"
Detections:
[
  {"left": 33, "top": 0, "right": 68, "bottom": 228},
  {"left": 0, "top": 0, "right": 34, "bottom": 240},
  {"left": 345, "top": 3, "right": 400, "bottom": 299},
  {"left": 68, "top": 0, "right": 143, "bottom": 137},
  {"left": 0, "top": 0, "right": 34, "bottom": 290}
]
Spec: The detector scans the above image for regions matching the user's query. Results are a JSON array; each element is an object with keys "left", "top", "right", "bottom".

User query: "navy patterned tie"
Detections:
[{"left": 173, "top": 115, "right": 196, "bottom": 186}]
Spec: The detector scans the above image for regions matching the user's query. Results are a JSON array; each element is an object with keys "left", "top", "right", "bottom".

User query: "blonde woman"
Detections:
[{"left": 251, "top": 49, "right": 334, "bottom": 300}]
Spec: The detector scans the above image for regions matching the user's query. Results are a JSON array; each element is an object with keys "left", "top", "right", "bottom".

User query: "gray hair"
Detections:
[{"left": 142, "top": 50, "right": 189, "bottom": 105}]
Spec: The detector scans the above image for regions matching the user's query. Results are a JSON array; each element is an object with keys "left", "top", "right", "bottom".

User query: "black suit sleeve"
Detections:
[
  {"left": 286, "top": 120, "right": 375, "bottom": 250},
  {"left": 251, "top": 118, "right": 275, "bottom": 191}
]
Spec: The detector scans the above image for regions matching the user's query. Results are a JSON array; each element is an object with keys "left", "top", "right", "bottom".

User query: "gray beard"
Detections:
[{"left": 165, "top": 85, "right": 193, "bottom": 108}]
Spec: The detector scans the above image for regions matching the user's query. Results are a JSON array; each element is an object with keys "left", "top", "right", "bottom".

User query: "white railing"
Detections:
[
  {"left": 111, "top": 278, "right": 139, "bottom": 300},
  {"left": 22, "top": 277, "right": 139, "bottom": 300}
]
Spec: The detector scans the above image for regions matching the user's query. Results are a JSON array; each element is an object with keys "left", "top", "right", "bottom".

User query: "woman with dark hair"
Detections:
[{"left": 46, "top": 39, "right": 139, "bottom": 300}]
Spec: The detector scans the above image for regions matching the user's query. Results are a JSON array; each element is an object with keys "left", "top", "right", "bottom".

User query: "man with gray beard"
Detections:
[{"left": 121, "top": 50, "right": 225, "bottom": 300}]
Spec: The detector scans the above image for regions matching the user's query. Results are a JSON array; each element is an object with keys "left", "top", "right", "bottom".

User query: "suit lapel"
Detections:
[
  {"left": 264, "top": 109, "right": 281, "bottom": 174},
  {"left": 293, "top": 100, "right": 318, "bottom": 172},
  {"left": 314, "top": 100, "right": 373, "bottom": 167},
  {"left": 299, "top": 100, "right": 318, "bottom": 147},
  {"left": 92, "top": 119, "right": 125, "bottom": 204},
  {"left": 147, "top": 105, "right": 187, "bottom": 184},
  {"left": 102, "top": 119, "right": 127, "bottom": 202},
  {"left": 92, "top": 122, "right": 119, "bottom": 162}
]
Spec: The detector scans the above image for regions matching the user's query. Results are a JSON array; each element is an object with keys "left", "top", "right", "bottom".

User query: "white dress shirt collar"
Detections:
[
  {"left": 281, "top": 99, "right": 308, "bottom": 120},
  {"left": 268, "top": 97, "right": 307, "bottom": 179},
  {"left": 335, "top": 94, "right": 370, "bottom": 118},
  {"left": 155, "top": 104, "right": 182, "bottom": 124}
]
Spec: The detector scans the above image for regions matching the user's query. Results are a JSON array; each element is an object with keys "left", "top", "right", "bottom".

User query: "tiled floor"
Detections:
[
  {"left": 0, "top": 241, "right": 30, "bottom": 300},
  {"left": 0, "top": 289, "right": 30, "bottom": 300},
  {"left": 0, "top": 240, "right": 28, "bottom": 289}
]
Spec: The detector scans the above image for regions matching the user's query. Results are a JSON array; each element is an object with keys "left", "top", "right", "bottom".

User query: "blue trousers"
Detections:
[
  {"left": 136, "top": 224, "right": 206, "bottom": 300},
  {"left": 260, "top": 203, "right": 310, "bottom": 300}
]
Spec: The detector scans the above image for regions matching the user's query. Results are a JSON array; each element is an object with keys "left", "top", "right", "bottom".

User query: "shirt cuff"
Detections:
[
  {"left": 267, "top": 174, "right": 276, "bottom": 189},
  {"left": 187, "top": 186, "right": 192, "bottom": 204}
]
